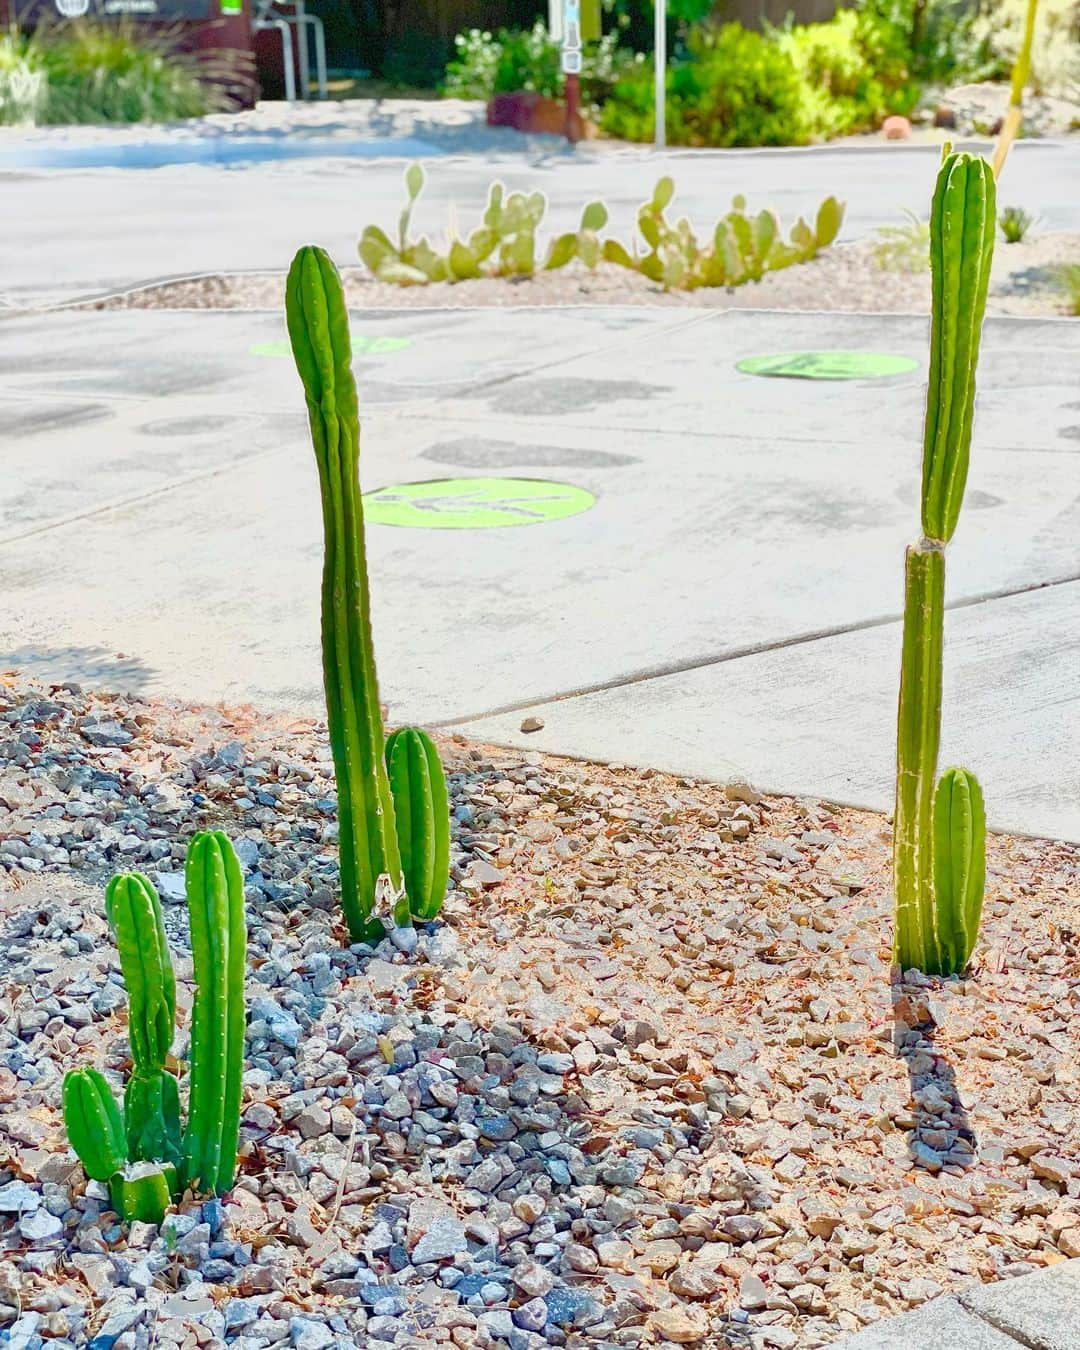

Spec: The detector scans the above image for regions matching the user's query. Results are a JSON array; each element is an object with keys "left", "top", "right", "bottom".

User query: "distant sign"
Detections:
[{"left": 21, "top": 0, "right": 211, "bottom": 20}]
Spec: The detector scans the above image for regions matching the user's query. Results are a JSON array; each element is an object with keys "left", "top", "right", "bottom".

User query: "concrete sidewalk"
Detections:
[
  {"left": 1, "top": 304, "right": 1077, "bottom": 839},
  {"left": 2, "top": 135, "right": 1079, "bottom": 309},
  {"left": 835, "top": 1258, "right": 1080, "bottom": 1348}
]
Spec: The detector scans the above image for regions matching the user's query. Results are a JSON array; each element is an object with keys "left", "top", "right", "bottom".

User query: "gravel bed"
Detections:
[
  {"left": 80, "top": 235, "right": 1080, "bottom": 319},
  {"left": 1, "top": 674, "right": 1079, "bottom": 1350}
]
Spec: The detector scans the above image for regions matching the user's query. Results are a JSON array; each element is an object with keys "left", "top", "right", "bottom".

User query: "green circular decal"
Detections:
[
  {"left": 737, "top": 351, "right": 919, "bottom": 380},
  {"left": 363, "top": 477, "right": 595, "bottom": 530},
  {"left": 251, "top": 334, "right": 412, "bottom": 358}
]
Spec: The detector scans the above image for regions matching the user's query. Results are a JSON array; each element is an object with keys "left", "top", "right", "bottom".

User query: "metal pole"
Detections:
[{"left": 654, "top": 0, "right": 666, "bottom": 148}]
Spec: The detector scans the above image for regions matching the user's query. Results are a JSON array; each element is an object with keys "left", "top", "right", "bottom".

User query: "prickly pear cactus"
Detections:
[
  {"left": 183, "top": 831, "right": 247, "bottom": 1196},
  {"left": 385, "top": 727, "right": 451, "bottom": 922}
]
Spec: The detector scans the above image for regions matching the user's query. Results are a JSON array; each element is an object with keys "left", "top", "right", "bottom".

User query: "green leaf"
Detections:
[
  {"left": 603, "top": 238, "right": 636, "bottom": 270},
  {"left": 578, "top": 234, "right": 601, "bottom": 270},
  {"left": 448, "top": 240, "right": 482, "bottom": 280},
  {"left": 815, "top": 195, "right": 844, "bottom": 247}
]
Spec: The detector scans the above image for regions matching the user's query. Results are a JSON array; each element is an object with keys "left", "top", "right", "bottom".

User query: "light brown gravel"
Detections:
[
  {"left": 81, "top": 234, "right": 1080, "bottom": 319},
  {"left": 2, "top": 673, "right": 1079, "bottom": 1345}
]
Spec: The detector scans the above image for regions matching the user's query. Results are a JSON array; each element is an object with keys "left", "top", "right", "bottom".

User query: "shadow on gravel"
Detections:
[
  {"left": 3, "top": 645, "right": 155, "bottom": 693},
  {"left": 891, "top": 975, "right": 977, "bottom": 1173}
]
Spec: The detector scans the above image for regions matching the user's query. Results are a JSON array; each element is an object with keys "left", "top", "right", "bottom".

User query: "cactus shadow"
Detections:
[
  {"left": 890, "top": 973, "right": 977, "bottom": 1172},
  {"left": 3, "top": 645, "right": 155, "bottom": 693}
]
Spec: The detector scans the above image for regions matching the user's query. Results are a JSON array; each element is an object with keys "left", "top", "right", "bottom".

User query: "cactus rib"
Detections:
[
  {"left": 386, "top": 727, "right": 451, "bottom": 922},
  {"left": 63, "top": 1067, "right": 126, "bottom": 1183},
  {"left": 287, "top": 245, "right": 403, "bottom": 941},
  {"left": 183, "top": 831, "right": 247, "bottom": 1196}
]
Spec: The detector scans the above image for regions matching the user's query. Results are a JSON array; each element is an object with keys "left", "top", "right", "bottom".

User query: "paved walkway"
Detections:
[
  {"left": 1, "top": 103, "right": 1078, "bottom": 306},
  {"left": 2, "top": 304, "right": 1077, "bottom": 840},
  {"left": 835, "top": 1257, "right": 1080, "bottom": 1347}
]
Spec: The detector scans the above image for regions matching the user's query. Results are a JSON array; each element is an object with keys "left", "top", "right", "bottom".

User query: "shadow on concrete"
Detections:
[
  {"left": 3, "top": 645, "right": 155, "bottom": 693},
  {"left": 891, "top": 974, "right": 977, "bottom": 1173}
]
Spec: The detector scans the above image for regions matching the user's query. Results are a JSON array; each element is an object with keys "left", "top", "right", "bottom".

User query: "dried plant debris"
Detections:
[{"left": 1, "top": 672, "right": 1078, "bottom": 1348}]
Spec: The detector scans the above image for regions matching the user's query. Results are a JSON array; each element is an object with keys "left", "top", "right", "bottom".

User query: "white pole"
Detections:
[{"left": 654, "top": 0, "right": 666, "bottom": 149}]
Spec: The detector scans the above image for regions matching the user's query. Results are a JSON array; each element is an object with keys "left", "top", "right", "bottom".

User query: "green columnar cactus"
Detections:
[
  {"left": 385, "top": 727, "right": 451, "bottom": 922},
  {"left": 105, "top": 872, "right": 182, "bottom": 1168},
  {"left": 62, "top": 1067, "right": 127, "bottom": 1183},
  {"left": 182, "top": 831, "right": 247, "bottom": 1196},
  {"left": 933, "top": 767, "right": 987, "bottom": 974},
  {"left": 893, "top": 151, "right": 995, "bottom": 977},
  {"left": 286, "top": 244, "right": 404, "bottom": 942}
]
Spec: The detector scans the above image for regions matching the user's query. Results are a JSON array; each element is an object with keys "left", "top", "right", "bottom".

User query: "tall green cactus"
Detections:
[
  {"left": 385, "top": 727, "right": 451, "bottom": 922},
  {"left": 105, "top": 872, "right": 182, "bottom": 1168},
  {"left": 286, "top": 244, "right": 403, "bottom": 942},
  {"left": 183, "top": 831, "right": 247, "bottom": 1196},
  {"left": 894, "top": 151, "right": 994, "bottom": 976}
]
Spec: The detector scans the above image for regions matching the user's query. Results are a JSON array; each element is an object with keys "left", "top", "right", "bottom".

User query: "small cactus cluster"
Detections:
[
  {"left": 893, "top": 149, "right": 995, "bottom": 977},
  {"left": 62, "top": 832, "right": 247, "bottom": 1224},
  {"left": 359, "top": 163, "right": 594, "bottom": 285},
  {"left": 358, "top": 164, "right": 844, "bottom": 293},
  {"left": 603, "top": 179, "right": 845, "bottom": 291},
  {"left": 287, "top": 244, "right": 451, "bottom": 941}
]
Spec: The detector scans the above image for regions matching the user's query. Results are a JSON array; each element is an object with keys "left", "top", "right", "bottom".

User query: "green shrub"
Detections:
[
  {"left": 858, "top": 0, "right": 994, "bottom": 83},
  {"left": 602, "top": 23, "right": 810, "bottom": 146},
  {"left": 1055, "top": 263, "right": 1080, "bottom": 316},
  {"left": 443, "top": 21, "right": 639, "bottom": 109},
  {"left": 999, "top": 205, "right": 1035, "bottom": 243},
  {"left": 778, "top": 8, "right": 917, "bottom": 137},
  {"left": 37, "top": 21, "right": 210, "bottom": 123},
  {"left": 973, "top": 0, "right": 1080, "bottom": 96},
  {"left": 0, "top": 29, "right": 46, "bottom": 125}
]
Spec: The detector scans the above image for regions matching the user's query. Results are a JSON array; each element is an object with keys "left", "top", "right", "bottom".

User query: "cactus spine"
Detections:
[
  {"left": 183, "top": 831, "right": 247, "bottom": 1196},
  {"left": 385, "top": 727, "right": 451, "bottom": 922},
  {"left": 286, "top": 244, "right": 403, "bottom": 941},
  {"left": 105, "top": 872, "right": 182, "bottom": 1169},
  {"left": 63, "top": 1067, "right": 127, "bottom": 1183},
  {"left": 893, "top": 150, "right": 994, "bottom": 976}
]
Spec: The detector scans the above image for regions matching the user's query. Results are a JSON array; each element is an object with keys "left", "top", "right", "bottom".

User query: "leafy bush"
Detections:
[
  {"left": 37, "top": 21, "right": 210, "bottom": 123},
  {"left": 0, "top": 21, "right": 243, "bottom": 125},
  {"left": 602, "top": 23, "right": 811, "bottom": 146},
  {"left": 973, "top": 0, "right": 1080, "bottom": 96},
  {"left": 443, "top": 21, "right": 638, "bottom": 109},
  {"left": 872, "top": 211, "right": 930, "bottom": 271},
  {"left": 1055, "top": 263, "right": 1080, "bottom": 316},
  {"left": 0, "top": 30, "right": 47, "bottom": 125},
  {"left": 999, "top": 205, "right": 1035, "bottom": 243},
  {"left": 858, "top": 0, "right": 994, "bottom": 84},
  {"left": 778, "top": 8, "right": 917, "bottom": 137}
]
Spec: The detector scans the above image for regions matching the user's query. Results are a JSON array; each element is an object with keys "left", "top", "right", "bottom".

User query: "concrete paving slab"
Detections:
[
  {"left": 832, "top": 1295, "right": 1022, "bottom": 1349},
  {"left": 0, "top": 307, "right": 694, "bottom": 534},
  {"left": 1, "top": 305, "right": 1077, "bottom": 839},
  {"left": 454, "top": 580, "right": 1080, "bottom": 841},
  {"left": 958, "top": 1259, "right": 1080, "bottom": 1350},
  {"left": 435, "top": 311, "right": 1080, "bottom": 456}
]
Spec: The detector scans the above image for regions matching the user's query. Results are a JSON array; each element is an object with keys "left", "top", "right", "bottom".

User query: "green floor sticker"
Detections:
[
  {"left": 363, "top": 477, "right": 595, "bottom": 530},
  {"left": 251, "top": 334, "right": 412, "bottom": 358},
  {"left": 737, "top": 351, "right": 919, "bottom": 380}
]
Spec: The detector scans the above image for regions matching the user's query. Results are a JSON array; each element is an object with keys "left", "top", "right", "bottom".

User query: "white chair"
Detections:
[{"left": 253, "top": 0, "right": 327, "bottom": 101}]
